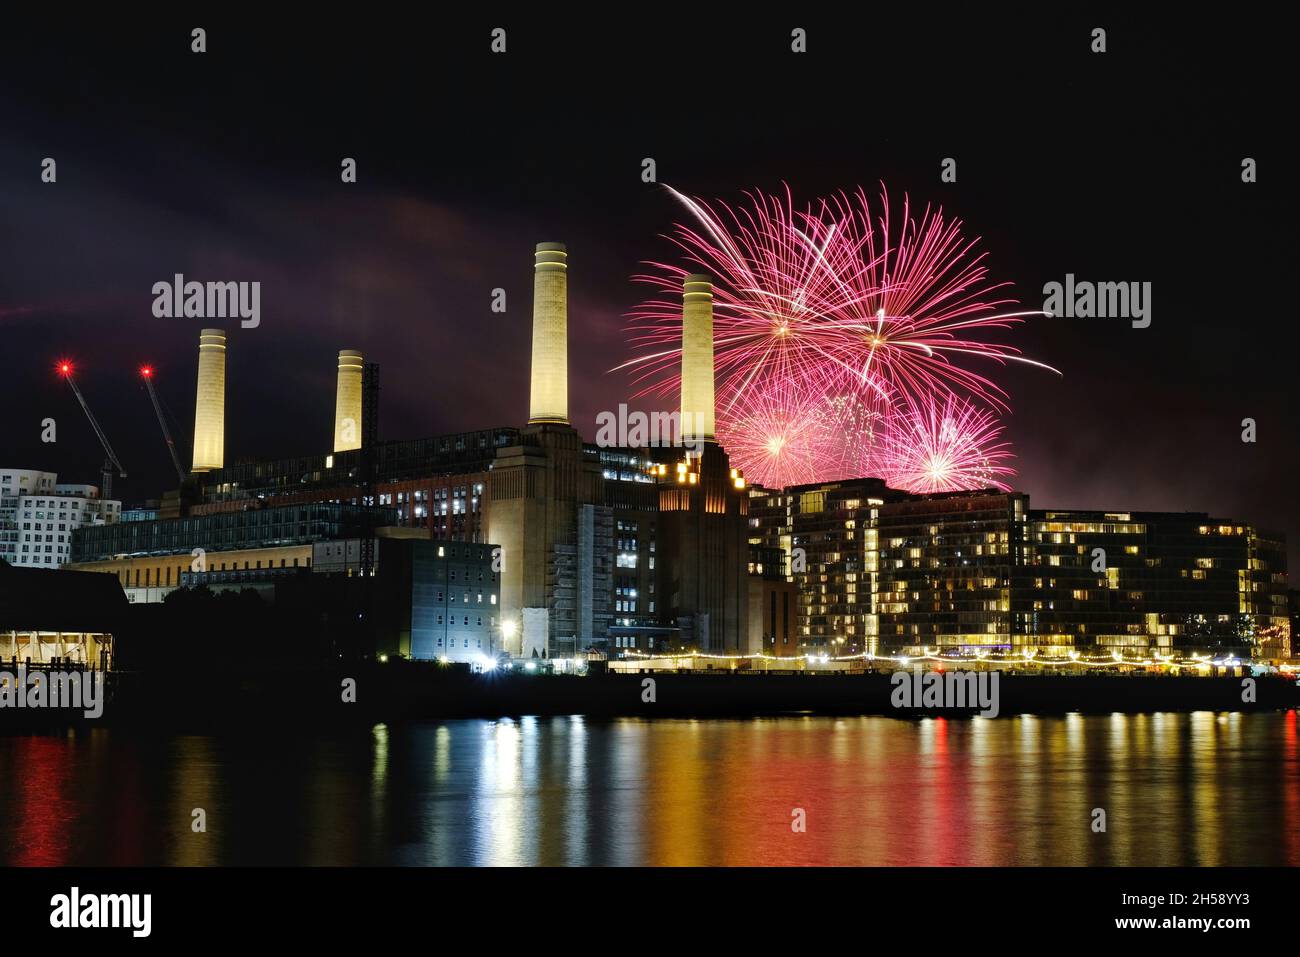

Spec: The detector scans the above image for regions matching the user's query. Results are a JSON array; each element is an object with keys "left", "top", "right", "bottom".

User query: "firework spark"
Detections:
[
  {"left": 714, "top": 385, "right": 883, "bottom": 489},
  {"left": 878, "top": 394, "right": 1015, "bottom": 494},
  {"left": 716, "top": 395, "right": 826, "bottom": 490},
  {"left": 617, "top": 184, "right": 1055, "bottom": 488}
]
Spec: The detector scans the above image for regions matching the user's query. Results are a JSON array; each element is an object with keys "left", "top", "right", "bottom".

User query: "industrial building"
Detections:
[
  {"left": 265, "top": 537, "right": 501, "bottom": 664},
  {"left": 486, "top": 252, "right": 749, "bottom": 658},
  {"left": 52, "top": 239, "right": 1288, "bottom": 666},
  {"left": 63, "top": 243, "right": 753, "bottom": 663},
  {"left": 68, "top": 502, "right": 399, "bottom": 603}
]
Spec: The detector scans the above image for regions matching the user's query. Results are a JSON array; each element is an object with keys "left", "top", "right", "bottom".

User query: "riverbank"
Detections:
[{"left": 3, "top": 663, "right": 1297, "bottom": 731}]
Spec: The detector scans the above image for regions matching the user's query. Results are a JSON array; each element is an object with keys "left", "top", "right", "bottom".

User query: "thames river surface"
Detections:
[{"left": 3, "top": 712, "right": 1299, "bottom": 866}]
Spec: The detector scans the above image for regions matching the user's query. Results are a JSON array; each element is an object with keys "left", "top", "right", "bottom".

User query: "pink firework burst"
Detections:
[
  {"left": 715, "top": 384, "right": 882, "bottom": 489},
  {"left": 716, "top": 396, "right": 826, "bottom": 490},
  {"left": 620, "top": 184, "right": 1055, "bottom": 412},
  {"left": 878, "top": 394, "right": 1016, "bottom": 494},
  {"left": 616, "top": 184, "right": 1056, "bottom": 488}
]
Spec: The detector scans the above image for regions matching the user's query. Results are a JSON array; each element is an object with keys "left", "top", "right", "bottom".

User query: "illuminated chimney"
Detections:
[
  {"left": 191, "top": 328, "right": 226, "bottom": 473},
  {"left": 528, "top": 242, "right": 568, "bottom": 425},
  {"left": 680, "top": 274, "right": 716, "bottom": 444},
  {"left": 333, "top": 349, "right": 364, "bottom": 452}
]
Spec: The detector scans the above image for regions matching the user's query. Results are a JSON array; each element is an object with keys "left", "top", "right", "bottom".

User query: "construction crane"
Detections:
[
  {"left": 58, "top": 361, "right": 126, "bottom": 499},
  {"left": 139, "top": 365, "right": 186, "bottom": 483}
]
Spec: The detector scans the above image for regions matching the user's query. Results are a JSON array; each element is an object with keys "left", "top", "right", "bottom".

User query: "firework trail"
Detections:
[{"left": 617, "top": 184, "right": 1056, "bottom": 488}]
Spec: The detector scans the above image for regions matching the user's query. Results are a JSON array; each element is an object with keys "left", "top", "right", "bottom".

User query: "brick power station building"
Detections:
[
  {"left": 67, "top": 246, "right": 756, "bottom": 662},
  {"left": 57, "top": 242, "right": 1289, "bottom": 665}
]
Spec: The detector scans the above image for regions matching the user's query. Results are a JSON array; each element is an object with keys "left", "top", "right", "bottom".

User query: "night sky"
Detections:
[{"left": 1, "top": 14, "right": 1292, "bottom": 565}]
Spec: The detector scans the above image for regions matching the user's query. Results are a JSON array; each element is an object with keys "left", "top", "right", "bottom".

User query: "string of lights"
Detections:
[{"left": 615, "top": 649, "right": 1260, "bottom": 669}]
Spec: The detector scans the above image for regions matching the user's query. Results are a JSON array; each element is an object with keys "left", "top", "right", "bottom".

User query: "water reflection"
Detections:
[{"left": 1, "top": 712, "right": 1298, "bottom": 866}]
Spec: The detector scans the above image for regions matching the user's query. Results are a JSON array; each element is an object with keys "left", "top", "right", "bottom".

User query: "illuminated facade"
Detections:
[
  {"left": 190, "top": 328, "right": 226, "bottom": 473},
  {"left": 679, "top": 274, "right": 716, "bottom": 442},
  {"left": 528, "top": 242, "right": 568, "bottom": 425},
  {"left": 1021, "top": 510, "right": 1290, "bottom": 660},
  {"left": 750, "top": 485, "right": 1291, "bottom": 661},
  {"left": 76, "top": 543, "right": 314, "bottom": 603},
  {"left": 317, "top": 538, "right": 500, "bottom": 663},
  {"left": 654, "top": 442, "right": 750, "bottom": 652},
  {"left": 874, "top": 492, "right": 1025, "bottom": 655},
  {"left": 0, "top": 469, "right": 120, "bottom": 569},
  {"left": 600, "top": 449, "right": 668, "bottom": 652},
  {"left": 333, "top": 349, "right": 364, "bottom": 453},
  {"left": 67, "top": 502, "right": 394, "bottom": 602},
  {"left": 185, "top": 430, "right": 513, "bottom": 547},
  {"left": 0, "top": 561, "right": 126, "bottom": 667},
  {"left": 748, "top": 477, "right": 903, "bottom": 656},
  {"left": 650, "top": 273, "right": 749, "bottom": 652},
  {"left": 380, "top": 475, "right": 489, "bottom": 542},
  {"left": 748, "top": 544, "right": 799, "bottom": 656},
  {"left": 491, "top": 250, "right": 751, "bottom": 658},
  {"left": 57, "top": 241, "right": 758, "bottom": 660}
]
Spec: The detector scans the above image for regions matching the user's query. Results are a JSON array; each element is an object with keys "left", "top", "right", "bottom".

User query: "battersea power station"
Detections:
[
  {"left": 58, "top": 243, "right": 1291, "bottom": 666},
  {"left": 65, "top": 244, "right": 754, "bottom": 664}
]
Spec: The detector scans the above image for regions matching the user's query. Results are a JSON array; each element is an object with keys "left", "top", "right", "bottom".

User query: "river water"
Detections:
[{"left": 3, "top": 712, "right": 1298, "bottom": 866}]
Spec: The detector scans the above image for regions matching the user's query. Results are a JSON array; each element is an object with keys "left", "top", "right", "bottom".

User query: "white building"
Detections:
[{"left": 0, "top": 468, "right": 121, "bottom": 568}]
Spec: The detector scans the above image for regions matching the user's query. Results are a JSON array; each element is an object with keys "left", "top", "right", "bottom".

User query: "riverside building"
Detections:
[
  {"left": 749, "top": 486, "right": 1290, "bottom": 661},
  {"left": 0, "top": 469, "right": 120, "bottom": 569}
]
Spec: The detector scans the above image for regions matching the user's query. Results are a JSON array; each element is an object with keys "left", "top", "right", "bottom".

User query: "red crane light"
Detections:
[
  {"left": 57, "top": 361, "right": 72, "bottom": 376},
  {"left": 140, "top": 365, "right": 153, "bottom": 378}
]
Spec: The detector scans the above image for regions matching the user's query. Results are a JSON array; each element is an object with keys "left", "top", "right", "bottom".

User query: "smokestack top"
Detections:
[
  {"left": 199, "top": 328, "right": 226, "bottom": 346},
  {"left": 683, "top": 273, "right": 713, "bottom": 287},
  {"left": 334, "top": 350, "right": 364, "bottom": 453},
  {"left": 534, "top": 243, "right": 567, "bottom": 269}
]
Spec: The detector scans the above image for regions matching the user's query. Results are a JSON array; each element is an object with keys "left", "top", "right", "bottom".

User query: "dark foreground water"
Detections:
[{"left": 3, "top": 712, "right": 1299, "bottom": 866}]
